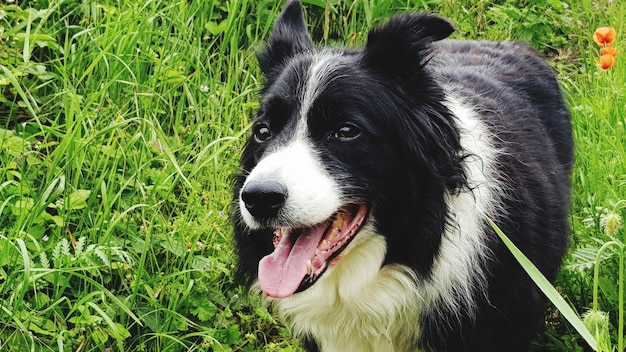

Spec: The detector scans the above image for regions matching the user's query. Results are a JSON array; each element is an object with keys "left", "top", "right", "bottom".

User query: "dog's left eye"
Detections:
[
  {"left": 253, "top": 123, "right": 272, "bottom": 143},
  {"left": 332, "top": 123, "right": 361, "bottom": 141}
]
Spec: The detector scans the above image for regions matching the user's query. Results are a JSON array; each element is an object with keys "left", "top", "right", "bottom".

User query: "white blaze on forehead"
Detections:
[
  {"left": 298, "top": 51, "right": 346, "bottom": 131},
  {"left": 240, "top": 138, "right": 342, "bottom": 230}
]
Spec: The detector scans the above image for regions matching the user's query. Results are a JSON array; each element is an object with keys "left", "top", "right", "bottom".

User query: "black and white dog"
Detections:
[{"left": 233, "top": 1, "right": 573, "bottom": 351}]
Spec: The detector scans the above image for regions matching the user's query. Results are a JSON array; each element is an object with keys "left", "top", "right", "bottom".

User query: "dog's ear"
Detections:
[
  {"left": 361, "top": 13, "right": 454, "bottom": 79},
  {"left": 362, "top": 14, "right": 465, "bottom": 193},
  {"left": 258, "top": 0, "right": 314, "bottom": 80}
]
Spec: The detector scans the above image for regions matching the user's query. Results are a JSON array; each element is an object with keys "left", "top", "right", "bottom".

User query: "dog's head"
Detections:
[{"left": 233, "top": 0, "right": 465, "bottom": 298}]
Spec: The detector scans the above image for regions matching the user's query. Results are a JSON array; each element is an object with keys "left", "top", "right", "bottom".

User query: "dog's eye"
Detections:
[
  {"left": 332, "top": 123, "right": 361, "bottom": 141},
  {"left": 253, "top": 123, "right": 271, "bottom": 143}
]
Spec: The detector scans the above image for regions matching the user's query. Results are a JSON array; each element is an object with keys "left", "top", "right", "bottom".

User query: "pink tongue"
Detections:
[{"left": 258, "top": 224, "right": 327, "bottom": 298}]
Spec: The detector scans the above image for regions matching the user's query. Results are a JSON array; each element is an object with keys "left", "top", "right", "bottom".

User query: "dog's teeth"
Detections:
[
  {"left": 332, "top": 214, "right": 344, "bottom": 228},
  {"left": 320, "top": 239, "right": 329, "bottom": 249},
  {"left": 272, "top": 228, "right": 284, "bottom": 247},
  {"left": 306, "top": 260, "right": 312, "bottom": 275},
  {"left": 328, "top": 227, "right": 339, "bottom": 239}
]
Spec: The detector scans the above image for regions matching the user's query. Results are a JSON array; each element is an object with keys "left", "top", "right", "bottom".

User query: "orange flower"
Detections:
[
  {"left": 599, "top": 54, "right": 616, "bottom": 69},
  {"left": 601, "top": 46, "right": 619, "bottom": 57},
  {"left": 594, "top": 27, "right": 617, "bottom": 46}
]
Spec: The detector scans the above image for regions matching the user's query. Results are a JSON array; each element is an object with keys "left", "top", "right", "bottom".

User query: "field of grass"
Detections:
[{"left": 0, "top": 0, "right": 624, "bottom": 351}]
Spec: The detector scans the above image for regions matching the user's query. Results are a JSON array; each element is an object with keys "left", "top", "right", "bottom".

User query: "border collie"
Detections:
[{"left": 233, "top": 1, "right": 573, "bottom": 351}]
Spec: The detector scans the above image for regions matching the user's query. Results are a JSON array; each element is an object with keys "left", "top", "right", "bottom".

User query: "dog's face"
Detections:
[{"left": 234, "top": 0, "right": 463, "bottom": 298}]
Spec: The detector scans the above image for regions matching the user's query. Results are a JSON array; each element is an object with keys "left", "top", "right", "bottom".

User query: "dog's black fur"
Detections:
[{"left": 233, "top": 1, "right": 573, "bottom": 351}]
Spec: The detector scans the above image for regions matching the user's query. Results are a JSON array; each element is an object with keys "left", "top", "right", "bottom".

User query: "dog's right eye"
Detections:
[
  {"left": 332, "top": 123, "right": 361, "bottom": 141},
  {"left": 253, "top": 123, "right": 271, "bottom": 143}
]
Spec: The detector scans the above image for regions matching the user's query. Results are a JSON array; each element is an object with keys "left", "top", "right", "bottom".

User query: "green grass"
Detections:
[{"left": 0, "top": 0, "right": 625, "bottom": 351}]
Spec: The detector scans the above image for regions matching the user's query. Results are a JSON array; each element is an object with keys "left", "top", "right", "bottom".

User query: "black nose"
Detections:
[{"left": 241, "top": 180, "right": 288, "bottom": 219}]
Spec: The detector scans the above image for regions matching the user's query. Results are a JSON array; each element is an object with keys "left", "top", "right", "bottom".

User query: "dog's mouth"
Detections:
[{"left": 257, "top": 203, "right": 368, "bottom": 298}]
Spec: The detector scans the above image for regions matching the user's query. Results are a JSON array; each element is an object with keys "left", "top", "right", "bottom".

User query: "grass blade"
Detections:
[{"left": 484, "top": 216, "right": 598, "bottom": 351}]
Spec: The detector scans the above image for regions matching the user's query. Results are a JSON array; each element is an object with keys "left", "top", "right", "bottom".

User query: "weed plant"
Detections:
[{"left": 0, "top": 0, "right": 624, "bottom": 351}]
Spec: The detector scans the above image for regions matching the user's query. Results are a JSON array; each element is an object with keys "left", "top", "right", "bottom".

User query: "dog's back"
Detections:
[
  {"left": 419, "top": 40, "right": 573, "bottom": 351},
  {"left": 431, "top": 40, "right": 573, "bottom": 168}
]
